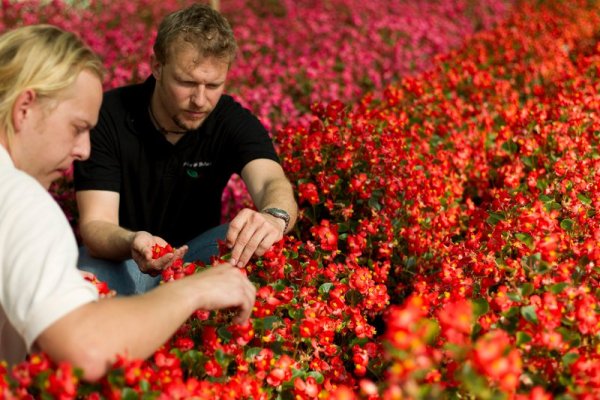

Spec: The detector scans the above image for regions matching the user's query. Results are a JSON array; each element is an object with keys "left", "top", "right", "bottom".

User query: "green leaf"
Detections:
[
  {"left": 538, "top": 192, "right": 562, "bottom": 211},
  {"left": 515, "top": 232, "right": 534, "bottom": 250},
  {"left": 423, "top": 319, "right": 440, "bottom": 343},
  {"left": 181, "top": 349, "right": 202, "bottom": 366},
  {"left": 487, "top": 211, "right": 505, "bottom": 226},
  {"left": 546, "top": 201, "right": 562, "bottom": 211},
  {"left": 307, "top": 371, "right": 325, "bottom": 384},
  {"left": 245, "top": 347, "right": 263, "bottom": 359},
  {"left": 106, "top": 369, "right": 124, "bottom": 386},
  {"left": 522, "top": 253, "right": 543, "bottom": 272},
  {"left": 564, "top": 180, "right": 573, "bottom": 191},
  {"left": 549, "top": 282, "right": 568, "bottom": 294},
  {"left": 122, "top": 388, "right": 139, "bottom": 400},
  {"left": 560, "top": 219, "right": 575, "bottom": 231},
  {"left": 290, "top": 368, "right": 304, "bottom": 380},
  {"left": 502, "top": 140, "right": 518, "bottom": 154},
  {"left": 430, "top": 134, "right": 443, "bottom": 148},
  {"left": 516, "top": 331, "right": 532, "bottom": 346},
  {"left": 521, "top": 305, "right": 539, "bottom": 324},
  {"left": 139, "top": 380, "right": 151, "bottom": 392},
  {"left": 562, "top": 352, "right": 579, "bottom": 367},
  {"left": 319, "top": 282, "right": 334, "bottom": 295},
  {"left": 338, "top": 222, "right": 350, "bottom": 233},
  {"left": 519, "top": 283, "right": 534, "bottom": 297},
  {"left": 472, "top": 322, "right": 482, "bottom": 337},
  {"left": 577, "top": 193, "right": 591, "bottom": 205},
  {"left": 471, "top": 298, "right": 489, "bottom": 317},
  {"left": 141, "top": 391, "right": 159, "bottom": 400},
  {"left": 368, "top": 196, "right": 382, "bottom": 211},
  {"left": 521, "top": 155, "right": 535, "bottom": 168},
  {"left": 557, "top": 327, "right": 581, "bottom": 347},
  {"left": 214, "top": 349, "right": 229, "bottom": 366},
  {"left": 217, "top": 326, "right": 232, "bottom": 342},
  {"left": 349, "top": 337, "right": 370, "bottom": 348},
  {"left": 288, "top": 308, "right": 303, "bottom": 320},
  {"left": 254, "top": 315, "right": 281, "bottom": 331},
  {"left": 345, "top": 289, "right": 363, "bottom": 306},
  {"left": 507, "top": 292, "right": 522, "bottom": 302},
  {"left": 503, "top": 306, "right": 520, "bottom": 319},
  {"left": 272, "top": 280, "right": 287, "bottom": 292},
  {"left": 458, "top": 364, "right": 494, "bottom": 398}
]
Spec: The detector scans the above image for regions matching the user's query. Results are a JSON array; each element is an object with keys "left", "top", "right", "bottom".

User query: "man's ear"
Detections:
[
  {"left": 12, "top": 89, "right": 36, "bottom": 134},
  {"left": 150, "top": 54, "right": 162, "bottom": 81}
]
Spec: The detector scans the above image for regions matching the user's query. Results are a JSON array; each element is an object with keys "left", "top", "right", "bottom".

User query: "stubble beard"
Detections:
[{"left": 173, "top": 114, "right": 203, "bottom": 132}]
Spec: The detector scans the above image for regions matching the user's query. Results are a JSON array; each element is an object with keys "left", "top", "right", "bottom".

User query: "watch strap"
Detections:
[{"left": 261, "top": 207, "right": 290, "bottom": 233}]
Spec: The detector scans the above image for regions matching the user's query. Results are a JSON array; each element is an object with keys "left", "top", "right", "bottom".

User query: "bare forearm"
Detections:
[
  {"left": 36, "top": 264, "right": 255, "bottom": 382},
  {"left": 79, "top": 220, "right": 135, "bottom": 261},
  {"left": 38, "top": 275, "right": 208, "bottom": 381}
]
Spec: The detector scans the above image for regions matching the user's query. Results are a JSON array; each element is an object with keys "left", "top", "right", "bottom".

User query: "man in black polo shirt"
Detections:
[{"left": 74, "top": 4, "right": 297, "bottom": 295}]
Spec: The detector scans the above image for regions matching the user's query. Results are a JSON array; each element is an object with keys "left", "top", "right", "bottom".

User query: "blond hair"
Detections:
[{"left": 0, "top": 24, "right": 104, "bottom": 143}]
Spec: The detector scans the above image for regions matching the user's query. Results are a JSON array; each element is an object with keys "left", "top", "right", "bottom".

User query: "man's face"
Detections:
[
  {"left": 152, "top": 40, "right": 229, "bottom": 132},
  {"left": 14, "top": 69, "right": 102, "bottom": 189}
]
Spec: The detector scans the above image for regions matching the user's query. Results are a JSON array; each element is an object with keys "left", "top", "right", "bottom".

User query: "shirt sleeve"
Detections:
[
  {"left": 219, "top": 96, "right": 280, "bottom": 174},
  {"left": 0, "top": 171, "right": 98, "bottom": 350},
  {"left": 73, "top": 104, "right": 122, "bottom": 192}
]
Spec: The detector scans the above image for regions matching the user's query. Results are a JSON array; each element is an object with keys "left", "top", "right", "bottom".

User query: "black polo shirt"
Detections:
[{"left": 74, "top": 77, "right": 279, "bottom": 247}]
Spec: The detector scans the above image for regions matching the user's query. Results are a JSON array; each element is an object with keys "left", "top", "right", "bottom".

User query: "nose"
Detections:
[
  {"left": 191, "top": 85, "right": 206, "bottom": 108},
  {"left": 73, "top": 132, "right": 91, "bottom": 161}
]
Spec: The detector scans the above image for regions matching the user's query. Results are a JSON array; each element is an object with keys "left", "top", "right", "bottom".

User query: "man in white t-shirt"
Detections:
[{"left": 0, "top": 24, "right": 256, "bottom": 381}]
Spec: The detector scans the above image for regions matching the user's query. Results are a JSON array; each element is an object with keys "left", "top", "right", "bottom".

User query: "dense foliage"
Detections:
[{"left": 3, "top": 0, "right": 600, "bottom": 399}]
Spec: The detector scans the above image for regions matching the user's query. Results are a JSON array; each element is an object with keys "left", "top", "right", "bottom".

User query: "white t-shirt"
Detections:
[{"left": 0, "top": 145, "right": 98, "bottom": 366}]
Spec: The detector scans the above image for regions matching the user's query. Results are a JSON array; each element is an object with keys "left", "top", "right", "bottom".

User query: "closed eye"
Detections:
[{"left": 74, "top": 124, "right": 91, "bottom": 135}]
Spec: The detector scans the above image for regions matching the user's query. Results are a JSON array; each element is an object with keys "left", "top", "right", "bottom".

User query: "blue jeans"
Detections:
[{"left": 78, "top": 224, "right": 229, "bottom": 296}]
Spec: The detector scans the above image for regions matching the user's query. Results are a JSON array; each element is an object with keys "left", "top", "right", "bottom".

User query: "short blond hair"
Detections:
[{"left": 0, "top": 24, "right": 104, "bottom": 142}]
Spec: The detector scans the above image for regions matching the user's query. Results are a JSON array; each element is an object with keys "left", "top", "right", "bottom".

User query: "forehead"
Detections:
[
  {"left": 165, "top": 39, "right": 228, "bottom": 70},
  {"left": 52, "top": 70, "right": 102, "bottom": 124}
]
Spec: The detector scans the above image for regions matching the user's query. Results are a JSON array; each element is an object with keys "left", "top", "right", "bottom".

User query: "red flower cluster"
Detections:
[
  {"left": 4, "top": 0, "right": 600, "bottom": 399},
  {"left": 151, "top": 243, "right": 173, "bottom": 259}
]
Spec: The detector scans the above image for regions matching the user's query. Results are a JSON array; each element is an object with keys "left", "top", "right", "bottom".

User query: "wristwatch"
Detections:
[{"left": 261, "top": 207, "right": 290, "bottom": 233}]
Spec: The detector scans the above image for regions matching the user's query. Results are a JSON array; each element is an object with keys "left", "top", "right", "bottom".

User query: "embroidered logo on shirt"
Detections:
[{"left": 183, "top": 161, "right": 211, "bottom": 179}]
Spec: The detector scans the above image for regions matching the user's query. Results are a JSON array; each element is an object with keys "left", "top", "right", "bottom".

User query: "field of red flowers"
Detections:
[
  {"left": 2, "top": 0, "right": 600, "bottom": 399},
  {"left": 1, "top": 0, "right": 513, "bottom": 229}
]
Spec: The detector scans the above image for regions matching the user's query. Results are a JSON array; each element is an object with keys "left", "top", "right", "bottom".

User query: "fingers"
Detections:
[
  {"left": 195, "top": 264, "right": 257, "bottom": 323},
  {"left": 132, "top": 233, "right": 187, "bottom": 276},
  {"left": 100, "top": 289, "right": 117, "bottom": 299},
  {"left": 79, "top": 270, "right": 96, "bottom": 280},
  {"left": 229, "top": 224, "right": 259, "bottom": 268},
  {"left": 232, "top": 272, "right": 257, "bottom": 324},
  {"left": 173, "top": 245, "right": 188, "bottom": 260},
  {"left": 150, "top": 254, "right": 175, "bottom": 274},
  {"left": 148, "top": 245, "right": 188, "bottom": 276},
  {"left": 140, "top": 247, "right": 188, "bottom": 276},
  {"left": 227, "top": 210, "right": 283, "bottom": 268},
  {"left": 131, "top": 231, "right": 158, "bottom": 262},
  {"left": 253, "top": 230, "right": 280, "bottom": 257},
  {"left": 225, "top": 211, "right": 247, "bottom": 250},
  {"left": 235, "top": 229, "right": 279, "bottom": 268},
  {"left": 134, "top": 252, "right": 172, "bottom": 276}
]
